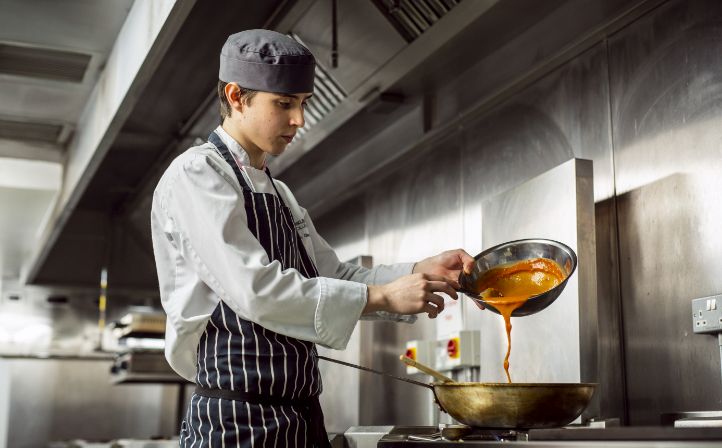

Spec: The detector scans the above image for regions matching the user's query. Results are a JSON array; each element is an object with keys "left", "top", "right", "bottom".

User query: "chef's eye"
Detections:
[
  {"left": 301, "top": 101, "right": 309, "bottom": 108},
  {"left": 278, "top": 101, "right": 292, "bottom": 109}
]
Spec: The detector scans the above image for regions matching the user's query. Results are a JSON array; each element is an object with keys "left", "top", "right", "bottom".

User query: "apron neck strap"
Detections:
[
  {"left": 208, "top": 131, "right": 251, "bottom": 192},
  {"left": 208, "top": 131, "right": 292, "bottom": 211},
  {"left": 263, "top": 167, "right": 292, "bottom": 210}
]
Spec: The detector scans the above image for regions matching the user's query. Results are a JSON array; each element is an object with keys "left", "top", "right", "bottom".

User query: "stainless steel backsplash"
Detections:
[{"left": 314, "top": 0, "right": 722, "bottom": 427}]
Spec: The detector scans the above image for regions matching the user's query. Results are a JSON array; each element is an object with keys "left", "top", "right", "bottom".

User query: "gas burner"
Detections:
[{"left": 379, "top": 425, "right": 527, "bottom": 444}]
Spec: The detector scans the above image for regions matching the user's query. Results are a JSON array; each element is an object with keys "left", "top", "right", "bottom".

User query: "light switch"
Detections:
[{"left": 713, "top": 299, "right": 717, "bottom": 310}]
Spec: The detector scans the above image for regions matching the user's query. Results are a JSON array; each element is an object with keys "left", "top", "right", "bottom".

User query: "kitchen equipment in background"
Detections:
[
  {"left": 114, "top": 311, "right": 166, "bottom": 339},
  {"left": 458, "top": 239, "right": 577, "bottom": 317},
  {"left": 372, "top": 425, "right": 722, "bottom": 446},
  {"left": 107, "top": 310, "right": 189, "bottom": 434},
  {"left": 435, "top": 330, "right": 480, "bottom": 372},
  {"left": 343, "top": 426, "right": 395, "bottom": 448},
  {"left": 109, "top": 350, "right": 185, "bottom": 384},
  {"left": 404, "top": 339, "right": 434, "bottom": 375},
  {"left": 404, "top": 332, "right": 481, "bottom": 426},
  {"left": 404, "top": 332, "right": 481, "bottom": 376},
  {"left": 108, "top": 310, "right": 180, "bottom": 384}
]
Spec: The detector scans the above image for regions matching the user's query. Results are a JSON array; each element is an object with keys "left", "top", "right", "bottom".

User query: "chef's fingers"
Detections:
[
  {"left": 423, "top": 301, "right": 440, "bottom": 319},
  {"left": 457, "top": 250, "right": 476, "bottom": 275},
  {"left": 420, "top": 272, "right": 460, "bottom": 293},
  {"left": 444, "top": 275, "right": 461, "bottom": 290},
  {"left": 418, "top": 273, "right": 450, "bottom": 283},
  {"left": 424, "top": 293, "right": 446, "bottom": 312},
  {"left": 426, "top": 280, "right": 458, "bottom": 300}
]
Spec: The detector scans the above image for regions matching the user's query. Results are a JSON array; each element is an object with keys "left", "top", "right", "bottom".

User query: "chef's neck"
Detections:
[{"left": 221, "top": 119, "right": 266, "bottom": 169}]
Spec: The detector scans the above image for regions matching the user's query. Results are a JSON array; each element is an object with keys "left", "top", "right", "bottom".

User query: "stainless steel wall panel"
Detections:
[
  {"left": 4, "top": 359, "right": 178, "bottom": 447},
  {"left": 359, "top": 135, "right": 465, "bottom": 425},
  {"left": 312, "top": 39, "right": 626, "bottom": 424},
  {"left": 608, "top": 0, "right": 722, "bottom": 424},
  {"left": 432, "top": 0, "right": 648, "bottom": 160},
  {"left": 594, "top": 196, "right": 628, "bottom": 423},
  {"left": 459, "top": 43, "right": 614, "bottom": 204},
  {"left": 313, "top": 196, "right": 369, "bottom": 264},
  {"left": 313, "top": 199, "right": 368, "bottom": 433},
  {"left": 295, "top": 0, "right": 722, "bottom": 427},
  {"left": 479, "top": 160, "right": 596, "bottom": 399},
  {"left": 460, "top": 44, "right": 624, "bottom": 419},
  {"left": 0, "top": 360, "right": 8, "bottom": 448}
]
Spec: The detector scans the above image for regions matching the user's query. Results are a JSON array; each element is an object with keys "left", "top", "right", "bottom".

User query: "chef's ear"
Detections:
[{"left": 224, "top": 82, "right": 245, "bottom": 112}]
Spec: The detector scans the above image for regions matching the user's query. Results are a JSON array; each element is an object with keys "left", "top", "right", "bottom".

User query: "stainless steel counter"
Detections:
[{"left": 371, "top": 426, "right": 722, "bottom": 448}]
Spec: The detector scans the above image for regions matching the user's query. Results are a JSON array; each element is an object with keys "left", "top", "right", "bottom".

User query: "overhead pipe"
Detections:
[{"left": 331, "top": 0, "right": 338, "bottom": 68}]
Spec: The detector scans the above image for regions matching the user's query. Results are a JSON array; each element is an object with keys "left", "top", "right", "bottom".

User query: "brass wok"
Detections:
[
  {"left": 318, "top": 355, "right": 596, "bottom": 429},
  {"left": 431, "top": 381, "right": 596, "bottom": 429}
]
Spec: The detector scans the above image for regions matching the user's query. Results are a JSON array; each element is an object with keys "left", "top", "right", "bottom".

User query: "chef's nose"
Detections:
[{"left": 289, "top": 106, "right": 305, "bottom": 128}]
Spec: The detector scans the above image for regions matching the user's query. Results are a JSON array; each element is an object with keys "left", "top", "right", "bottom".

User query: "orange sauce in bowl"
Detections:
[{"left": 476, "top": 258, "right": 566, "bottom": 383}]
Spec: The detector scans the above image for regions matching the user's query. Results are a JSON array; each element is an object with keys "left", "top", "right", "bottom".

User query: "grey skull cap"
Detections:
[{"left": 219, "top": 29, "right": 315, "bottom": 94}]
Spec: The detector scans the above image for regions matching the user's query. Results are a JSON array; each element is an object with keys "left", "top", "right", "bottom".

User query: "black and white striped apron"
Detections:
[{"left": 179, "top": 131, "right": 330, "bottom": 448}]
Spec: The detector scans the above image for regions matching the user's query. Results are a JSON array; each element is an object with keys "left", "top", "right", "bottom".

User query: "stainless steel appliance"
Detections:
[
  {"left": 344, "top": 425, "right": 722, "bottom": 447},
  {"left": 109, "top": 350, "right": 185, "bottom": 384}
]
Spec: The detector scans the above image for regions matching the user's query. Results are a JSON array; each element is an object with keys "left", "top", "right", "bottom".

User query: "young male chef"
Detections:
[{"left": 151, "top": 29, "right": 475, "bottom": 448}]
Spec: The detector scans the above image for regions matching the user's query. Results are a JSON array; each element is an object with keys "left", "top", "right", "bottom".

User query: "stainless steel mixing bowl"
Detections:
[{"left": 457, "top": 239, "right": 577, "bottom": 317}]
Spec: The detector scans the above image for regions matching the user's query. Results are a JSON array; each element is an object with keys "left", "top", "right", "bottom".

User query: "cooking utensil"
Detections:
[
  {"left": 407, "top": 424, "right": 473, "bottom": 442},
  {"left": 399, "top": 355, "right": 454, "bottom": 383},
  {"left": 431, "top": 381, "right": 595, "bottom": 429},
  {"left": 318, "top": 355, "right": 596, "bottom": 429},
  {"left": 438, "top": 424, "right": 473, "bottom": 440},
  {"left": 316, "top": 355, "right": 429, "bottom": 388},
  {"left": 458, "top": 238, "right": 577, "bottom": 317}
]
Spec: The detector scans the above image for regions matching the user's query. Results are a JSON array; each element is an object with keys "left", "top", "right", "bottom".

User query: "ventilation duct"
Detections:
[
  {"left": 371, "top": 0, "right": 462, "bottom": 42},
  {"left": 290, "top": 34, "right": 348, "bottom": 139},
  {"left": 0, "top": 42, "right": 91, "bottom": 83},
  {"left": 0, "top": 118, "right": 63, "bottom": 144}
]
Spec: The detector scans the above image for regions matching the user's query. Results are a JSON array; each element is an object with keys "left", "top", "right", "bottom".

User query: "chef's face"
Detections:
[{"left": 237, "top": 90, "right": 311, "bottom": 157}]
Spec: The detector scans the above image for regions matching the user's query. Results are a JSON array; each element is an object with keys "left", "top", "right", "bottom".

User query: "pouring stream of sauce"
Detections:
[{"left": 475, "top": 258, "right": 566, "bottom": 383}]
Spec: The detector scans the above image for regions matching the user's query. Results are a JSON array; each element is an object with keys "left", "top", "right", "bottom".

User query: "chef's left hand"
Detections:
[
  {"left": 413, "top": 249, "right": 484, "bottom": 310},
  {"left": 412, "top": 249, "right": 476, "bottom": 291}
]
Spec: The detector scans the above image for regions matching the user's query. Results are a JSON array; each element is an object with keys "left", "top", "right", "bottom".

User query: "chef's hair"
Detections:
[{"left": 218, "top": 80, "right": 258, "bottom": 122}]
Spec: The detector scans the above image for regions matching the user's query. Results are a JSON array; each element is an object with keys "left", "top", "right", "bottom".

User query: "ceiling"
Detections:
[
  {"left": 0, "top": 0, "right": 134, "bottom": 146},
  {"left": 0, "top": 0, "right": 134, "bottom": 279}
]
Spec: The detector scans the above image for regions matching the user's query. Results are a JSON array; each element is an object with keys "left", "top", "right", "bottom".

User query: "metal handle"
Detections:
[
  {"left": 317, "top": 355, "right": 433, "bottom": 390},
  {"left": 399, "top": 356, "right": 454, "bottom": 383}
]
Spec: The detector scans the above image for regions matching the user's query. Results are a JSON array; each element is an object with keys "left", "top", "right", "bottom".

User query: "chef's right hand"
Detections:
[{"left": 364, "top": 273, "right": 458, "bottom": 319}]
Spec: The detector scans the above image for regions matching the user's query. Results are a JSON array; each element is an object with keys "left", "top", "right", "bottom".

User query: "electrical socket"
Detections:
[{"left": 692, "top": 294, "right": 722, "bottom": 334}]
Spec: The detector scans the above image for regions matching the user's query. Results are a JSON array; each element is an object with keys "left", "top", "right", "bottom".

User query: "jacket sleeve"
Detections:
[
  {"left": 297, "top": 205, "right": 417, "bottom": 323},
  {"left": 157, "top": 152, "right": 367, "bottom": 350}
]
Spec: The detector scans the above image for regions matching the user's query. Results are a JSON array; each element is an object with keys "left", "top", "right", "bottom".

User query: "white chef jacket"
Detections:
[{"left": 151, "top": 126, "right": 414, "bottom": 381}]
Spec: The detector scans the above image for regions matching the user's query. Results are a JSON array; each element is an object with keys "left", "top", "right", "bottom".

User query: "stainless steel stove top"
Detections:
[{"left": 374, "top": 425, "right": 722, "bottom": 447}]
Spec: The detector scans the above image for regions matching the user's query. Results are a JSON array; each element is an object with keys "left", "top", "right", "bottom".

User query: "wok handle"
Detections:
[
  {"left": 317, "top": 355, "right": 433, "bottom": 390},
  {"left": 399, "top": 356, "right": 454, "bottom": 383}
]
